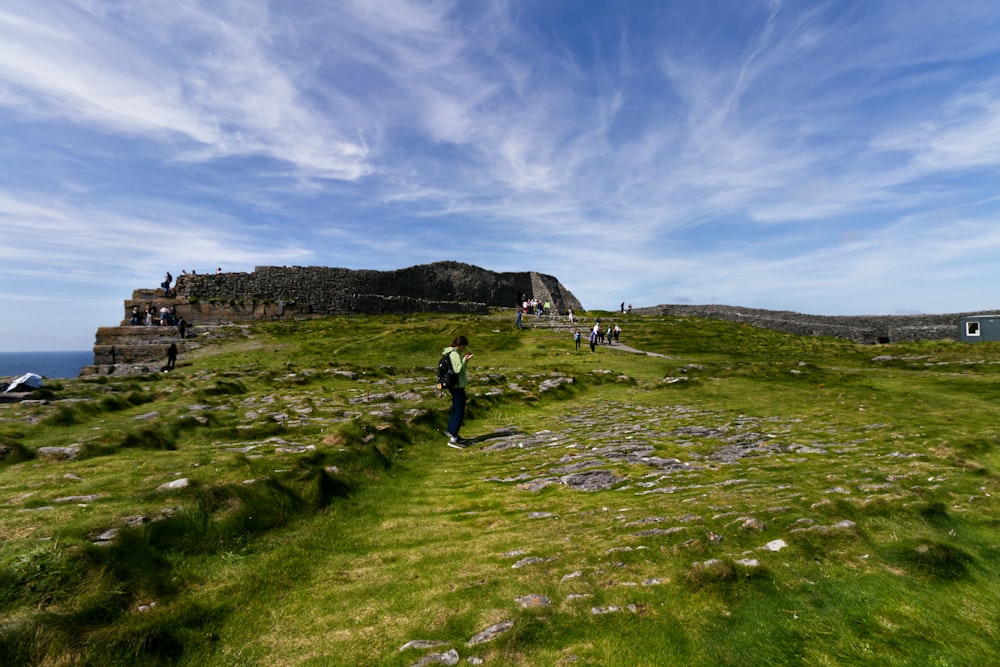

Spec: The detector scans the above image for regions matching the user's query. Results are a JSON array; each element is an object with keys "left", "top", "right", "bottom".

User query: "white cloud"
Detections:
[{"left": 4, "top": 1, "right": 1000, "bottom": 349}]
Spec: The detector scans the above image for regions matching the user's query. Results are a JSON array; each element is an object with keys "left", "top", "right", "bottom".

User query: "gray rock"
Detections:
[
  {"left": 634, "top": 527, "right": 684, "bottom": 537},
  {"left": 37, "top": 445, "right": 81, "bottom": 461},
  {"left": 539, "top": 376, "right": 574, "bottom": 392},
  {"left": 94, "top": 528, "right": 119, "bottom": 542},
  {"left": 466, "top": 621, "right": 513, "bottom": 646},
  {"left": 157, "top": 478, "right": 190, "bottom": 491},
  {"left": 398, "top": 640, "right": 449, "bottom": 653},
  {"left": 512, "top": 556, "right": 557, "bottom": 569},
  {"left": 514, "top": 594, "right": 551, "bottom": 608},
  {"left": 410, "top": 648, "right": 459, "bottom": 667},
  {"left": 54, "top": 494, "right": 102, "bottom": 503},
  {"left": 518, "top": 478, "right": 558, "bottom": 492},
  {"left": 739, "top": 517, "right": 766, "bottom": 531},
  {"left": 591, "top": 606, "right": 622, "bottom": 615},
  {"left": 560, "top": 469, "right": 619, "bottom": 491}
]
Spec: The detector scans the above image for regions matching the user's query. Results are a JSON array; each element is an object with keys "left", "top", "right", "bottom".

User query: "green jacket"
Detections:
[{"left": 442, "top": 346, "right": 469, "bottom": 389}]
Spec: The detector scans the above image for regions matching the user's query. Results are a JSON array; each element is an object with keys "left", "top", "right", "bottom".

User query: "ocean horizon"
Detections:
[{"left": 0, "top": 351, "right": 91, "bottom": 380}]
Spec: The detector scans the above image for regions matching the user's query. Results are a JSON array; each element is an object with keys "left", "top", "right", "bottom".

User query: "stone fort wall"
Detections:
[
  {"left": 164, "top": 261, "right": 583, "bottom": 322},
  {"left": 90, "top": 262, "right": 583, "bottom": 369},
  {"left": 632, "top": 303, "right": 972, "bottom": 344}
]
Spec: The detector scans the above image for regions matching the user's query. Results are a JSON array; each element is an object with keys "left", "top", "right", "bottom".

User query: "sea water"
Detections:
[{"left": 0, "top": 351, "right": 92, "bottom": 380}]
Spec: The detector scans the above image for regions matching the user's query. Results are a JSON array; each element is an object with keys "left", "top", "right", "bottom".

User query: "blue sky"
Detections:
[{"left": 3, "top": 1, "right": 1000, "bottom": 352}]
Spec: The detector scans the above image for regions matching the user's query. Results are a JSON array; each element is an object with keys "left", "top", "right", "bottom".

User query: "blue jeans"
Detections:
[{"left": 447, "top": 387, "right": 467, "bottom": 437}]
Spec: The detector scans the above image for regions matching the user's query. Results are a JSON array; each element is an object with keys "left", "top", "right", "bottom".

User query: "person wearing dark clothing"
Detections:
[
  {"left": 166, "top": 343, "right": 178, "bottom": 370},
  {"left": 442, "top": 335, "right": 473, "bottom": 448},
  {"left": 178, "top": 318, "right": 187, "bottom": 339}
]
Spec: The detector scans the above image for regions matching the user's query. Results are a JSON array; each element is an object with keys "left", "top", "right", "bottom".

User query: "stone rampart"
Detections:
[
  {"left": 632, "top": 304, "right": 966, "bottom": 343},
  {"left": 151, "top": 261, "right": 583, "bottom": 323},
  {"left": 90, "top": 262, "right": 583, "bottom": 375}
]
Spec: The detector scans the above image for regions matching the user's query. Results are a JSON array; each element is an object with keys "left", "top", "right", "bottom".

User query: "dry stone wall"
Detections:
[
  {"left": 90, "top": 262, "right": 583, "bottom": 374},
  {"left": 632, "top": 304, "right": 966, "bottom": 343},
  {"left": 163, "top": 261, "right": 583, "bottom": 323}
]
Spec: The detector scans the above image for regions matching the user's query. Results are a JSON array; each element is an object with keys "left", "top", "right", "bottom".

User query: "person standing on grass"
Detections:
[
  {"left": 574, "top": 328, "right": 582, "bottom": 350},
  {"left": 166, "top": 343, "right": 178, "bottom": 370},
  {"left": 443, "top": 335, "right": 474, "bottom": 448}
]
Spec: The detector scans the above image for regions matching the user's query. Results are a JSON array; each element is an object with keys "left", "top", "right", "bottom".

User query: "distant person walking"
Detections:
[
  {"left": 589, "top": 328, "right": 597, "bottom": 352},
  {"left": 515, "top": 309, "right": 523, "bottom": 329},
  {"left": 178, "top": 318, "right": 188, "bottom": 339},
  {"left": 574, "top": 329, "right": 581, "bottom": 350},
  {"left": 165, "top": 343, "right": 178, "bottom": 370},
  {"left": 442, "top": 335, "right": 473, "bottom": 448}
]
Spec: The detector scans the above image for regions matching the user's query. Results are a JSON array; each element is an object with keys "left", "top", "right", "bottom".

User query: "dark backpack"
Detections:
[{"left": 437, "top": 352, "right": 458, "bottom": 389}]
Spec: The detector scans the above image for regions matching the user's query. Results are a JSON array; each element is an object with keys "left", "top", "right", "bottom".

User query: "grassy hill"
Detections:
[{"left": 2, "top": 311, "right": 998, "bottom": 666}]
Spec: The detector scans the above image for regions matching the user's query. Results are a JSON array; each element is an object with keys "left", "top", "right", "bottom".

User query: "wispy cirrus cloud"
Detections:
[{"left": 4, "top": 1, "right": 1000, "bottom": 349}]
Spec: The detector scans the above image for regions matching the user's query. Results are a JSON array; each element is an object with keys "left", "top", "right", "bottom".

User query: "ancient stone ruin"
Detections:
[
  {"left": 85, "top": 260, "right": 978, "bottom": 377},
  {"left": 86, "top": 262, "right": 583, "bottom": 375},
  {"left": 632, "top": 303, "right": 966, "bottom": 345}
]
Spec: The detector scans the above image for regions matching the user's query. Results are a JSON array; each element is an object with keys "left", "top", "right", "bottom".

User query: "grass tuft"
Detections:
[
  {"left": 891, "top": 541, "right": 976, "bottom": 581},
  {"left": 0, "top": 440, "right": 34, "bottom": 465},
  {"left": 119, "top": 425, "right": 177, "bottom": 451}
]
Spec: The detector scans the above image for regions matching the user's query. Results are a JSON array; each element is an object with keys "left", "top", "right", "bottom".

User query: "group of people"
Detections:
[
  {"left": 520, "top": 297, "right": 551, "bottom": 317},
  {"left": 129, "top": 304, "right": 187, "bottom": 338},
  {"left": 575, "top": 320, "right": 621, "bottom": 352}
]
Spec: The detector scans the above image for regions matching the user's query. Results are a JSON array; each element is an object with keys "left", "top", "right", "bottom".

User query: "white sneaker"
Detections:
[{"left": 447, "top": 435, "right": 463, "bottom": 449}]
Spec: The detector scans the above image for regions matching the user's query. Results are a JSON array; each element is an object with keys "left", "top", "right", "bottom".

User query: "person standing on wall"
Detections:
[{"left": 443, "top": 335, "right": 473, "bottom": 448}]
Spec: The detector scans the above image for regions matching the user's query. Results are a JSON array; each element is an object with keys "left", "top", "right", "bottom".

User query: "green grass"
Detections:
[{"left": 1, "top": 311, "right": 998, "bottom": 665}]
